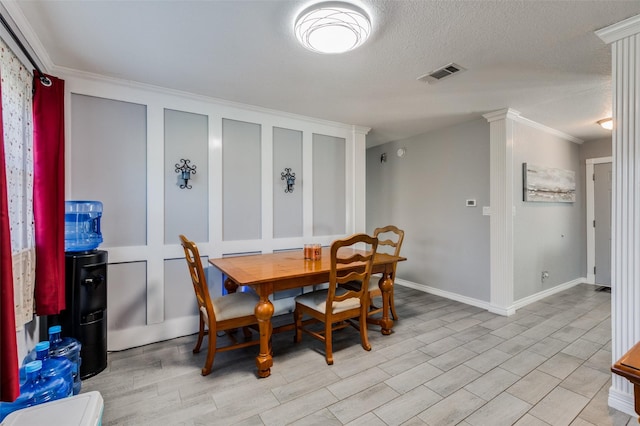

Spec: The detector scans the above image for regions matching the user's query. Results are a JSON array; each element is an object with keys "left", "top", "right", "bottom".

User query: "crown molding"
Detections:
[
  {"left": 55, "top": 65, "right": 370, "bottom": 134},
  {"left": 596, "top": 13, "right": 640, "bottom": 44},
  {"left": 1, "top": 0, "right": 54, "bottom": 72},
  {"left": 483, "top": 108, "right": 583, "bottom": 144}
]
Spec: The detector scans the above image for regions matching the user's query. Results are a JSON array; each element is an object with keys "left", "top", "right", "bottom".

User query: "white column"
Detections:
[
  {"left": 483, "top": 108, "right": 519, "bottom": 316},
  {"left": 597, "top": 15, "right": 640, "bottom": 417},
  {"left": 350, "top": 125, "right": 369, "bottom": 234}
]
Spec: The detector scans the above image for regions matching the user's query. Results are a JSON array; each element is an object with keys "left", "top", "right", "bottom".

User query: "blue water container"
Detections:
[
  {"left": 0, "top": 361, "right": 69, "bottom": 422},
  {"left": 20, "top": 342, "right": 73, "bottom": 397},
  {"left": 65, "top": 200, "right": 103, "bottom": 252},
  {"left": 48, "top": 326, "right": 82, "bottom": 395}
]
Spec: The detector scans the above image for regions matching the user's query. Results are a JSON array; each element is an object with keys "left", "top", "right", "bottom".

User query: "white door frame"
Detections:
[{"left": 586, "top": 156, "right": 612, "bottom": 284}]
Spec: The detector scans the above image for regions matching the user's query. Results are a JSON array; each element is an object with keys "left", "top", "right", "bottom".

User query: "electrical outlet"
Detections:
[{"left": 541, "top": 271, "right": 549, "bottom": 282}]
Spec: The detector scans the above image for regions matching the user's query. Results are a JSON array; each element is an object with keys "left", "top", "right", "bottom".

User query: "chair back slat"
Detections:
[
  {"left": 179, "top": 235, "right": 216, "bottom": 324},
  {"left": 328, "top": 233, "right": 378, "bottom": 306},
  {"left": 374, "top": 225, "right": 404, "bottom": 257},
  {"left": 373, "top": 226, "right": 404, "bottom": 279}
]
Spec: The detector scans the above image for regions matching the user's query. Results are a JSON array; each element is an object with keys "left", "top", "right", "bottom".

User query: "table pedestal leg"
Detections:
[
  {"left": 255, "top": 295, "right": 274, "bottom": 378},
  {"left": 634, "top": 384, "right": 640, "bottom": 423},
  {"left": 378, "top": 273, "right": 394, "bottom": 335}
]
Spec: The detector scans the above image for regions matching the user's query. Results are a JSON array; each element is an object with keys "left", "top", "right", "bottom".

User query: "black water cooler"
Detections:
[{"left": 52, "top": 250, "right": 108, "bottom": 379}]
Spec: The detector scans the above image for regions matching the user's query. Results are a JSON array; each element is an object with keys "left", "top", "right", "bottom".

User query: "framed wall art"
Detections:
[{"left": 523, "top": 163, "right": 576, "bottom": 203}]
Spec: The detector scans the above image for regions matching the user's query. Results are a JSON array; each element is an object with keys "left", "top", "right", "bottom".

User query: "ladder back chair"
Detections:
[
  {"left": 368, "top": 225, "right": 405, "bottom": 320},
  {"left": 293, "top": 233, "right": 378, "bottom": 365},
  {"left": 179, "top": 235, "right": 260, "bottom": 376}
]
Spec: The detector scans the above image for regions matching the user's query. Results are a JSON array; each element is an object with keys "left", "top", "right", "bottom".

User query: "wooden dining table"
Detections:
[{"left": 209, "top": 246, "right": 406, "bottom": 378}]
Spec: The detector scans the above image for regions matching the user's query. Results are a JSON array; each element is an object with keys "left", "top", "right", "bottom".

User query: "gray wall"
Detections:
[
  {"left": 313, "top": 134, "right": 346, "bottom": 236},
  {"left": 164, "top": 109, "right": 209, "bottom": 244},
  {"left": 513, "top": 123, "right": 584, "bottom": 300},
  {"left": 581, "top": 137, "right": 612, "bottom": 160},
  {"left": 70, "top": 94, "right": 147, "bottom": 247},
  {"left": 273, "top": 127, "right": 303, "bottom": 238},
  {"left": 222, "top": 118, "right": 262, "bottom": 241},
  {"left": 366, "top": 118, "right": 491, "bottom": 302}
]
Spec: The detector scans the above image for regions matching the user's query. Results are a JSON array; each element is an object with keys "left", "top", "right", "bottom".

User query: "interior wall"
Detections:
[
  {"left": 366, "top": 118, "right": 491, "bottom": 302},
  {"left": 513, "top": 122, "right": 585, "bottom": 300},
  {"left": 581, "top": 137, "right": 612, "bottom": 160},
  {"left": 62, "top": 73, "right": 368, "bottom": 351}
]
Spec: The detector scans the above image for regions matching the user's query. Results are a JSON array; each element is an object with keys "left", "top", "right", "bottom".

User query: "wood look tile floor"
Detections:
[{"left": 82, "top": 284, "right": 634, "bottom": 425}]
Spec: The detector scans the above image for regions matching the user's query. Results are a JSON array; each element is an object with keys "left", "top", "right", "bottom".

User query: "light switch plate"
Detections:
[{"left": 482, "top": 206, "right": 491, "bottom": 216}]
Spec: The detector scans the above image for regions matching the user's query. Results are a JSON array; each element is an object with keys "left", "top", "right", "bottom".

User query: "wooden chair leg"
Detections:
[
  {"left": 293, "top": 307, "right": 302, "bottom": 343},
  {"left": 202, "top": 330, "right": 217, "bottom": 376},
  {"left": 193, "top": 315, "right": 205, "bottom": 354},
  {"left": 242, "top": 326, "right": 252, "bottom": 339},
  {"left": 325, "top": 321, "right": 334, "bottom": 365},
  {"left": 359, "top": 307, "right": 371, "bottom": 351}
]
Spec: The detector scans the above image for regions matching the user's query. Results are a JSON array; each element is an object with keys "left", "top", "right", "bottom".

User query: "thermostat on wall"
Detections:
[{"left": 466, "top": 199, "right": 477, "bottom": 207}]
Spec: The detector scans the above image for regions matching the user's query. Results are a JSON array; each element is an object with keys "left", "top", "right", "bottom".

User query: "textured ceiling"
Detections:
[{"left": 7, "top": 0, "right": 640, "bottom": 147}]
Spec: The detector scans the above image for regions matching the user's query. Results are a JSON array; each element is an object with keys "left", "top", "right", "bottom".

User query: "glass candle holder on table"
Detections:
[{"left": 304, "top": 244, "right": 321, "bottom": 260}]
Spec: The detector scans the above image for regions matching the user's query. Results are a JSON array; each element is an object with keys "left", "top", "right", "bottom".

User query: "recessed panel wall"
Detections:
[
  {"left": 273, "top": 127, "right": 303, "bottom": 238},
  {"left": 107, "top": 262, "right": 147, "bottom": 331},
  {"left": 70, "top": 94, "right": 147, "bottom": 247},
  {"left": 163, "top": 257, "right": 226, "bottom": 322},
  {"left": 222, "top": 119, "right": 262, "bottom": 241},
  {"left": 164, "top": 109, "right": 208, "bottom": 244},
  {"left": 164, "top": 258, "right": 198, "bottom": 320},
  {"left": 313, "top": 134, "right": 346, "bottom": 236}
]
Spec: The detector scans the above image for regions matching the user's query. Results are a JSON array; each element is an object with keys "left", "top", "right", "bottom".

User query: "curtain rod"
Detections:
[{"left": 0, "top": 12, "right": 51, "bottom": 86}]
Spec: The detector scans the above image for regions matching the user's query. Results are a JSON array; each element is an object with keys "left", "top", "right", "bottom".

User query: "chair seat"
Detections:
[
  {"left": 343, "top": 278, "right": 379, "bottom": 292},
  {"left": 295, "top": 287, "right": 360, "bottom": 314},
  {"left": 212, "top": 291, "right": 260, "bottom": 321},
  {"left": 367, "top": 276, "right": 381, "bottom": 291}
]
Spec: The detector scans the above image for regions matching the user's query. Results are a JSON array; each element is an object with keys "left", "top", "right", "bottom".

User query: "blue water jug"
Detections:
[
  {"left": 0, "top": 361, "right": 69, "bottom": 422},
  {"left": 20, "top": 341, "right": 73, "bottom": 397},
  {"left": 48, "top": 325, "right": 82, "bottom": 395},
  {"left": 64, "top": 200, "right": 103, "bottom": 252}
]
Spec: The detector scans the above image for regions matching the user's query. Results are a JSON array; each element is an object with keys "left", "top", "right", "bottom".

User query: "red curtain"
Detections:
[
  {"left": 33, "top": 72, "right": 65, "bottom": 315},
  {"left": 0, "top": 72, "right": 19, "bottom": 402}
]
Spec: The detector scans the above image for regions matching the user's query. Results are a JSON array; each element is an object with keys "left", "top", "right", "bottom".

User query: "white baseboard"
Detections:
[
  {"left": 109, "top": 277, "right": 588, "bottom": 350},
  {"left": 395, "top": 277, "right": 586, "bottom": 316},
  {"left": 608, "top": 386, "right": 636, "bottom": 418},
  {"left": 510, "top": 277, "right": 586, "bottom": 311},
  {"left": 395, "top": 279, "right": 492, "bottom": 311},
  {"left": 108, "top": 315, "right": 199, "bottom": 351}
]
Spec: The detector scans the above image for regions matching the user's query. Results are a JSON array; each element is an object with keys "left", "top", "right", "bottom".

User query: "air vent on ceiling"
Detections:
[{"left": 417, "top": 63, "right": 466, "bottom": 84}]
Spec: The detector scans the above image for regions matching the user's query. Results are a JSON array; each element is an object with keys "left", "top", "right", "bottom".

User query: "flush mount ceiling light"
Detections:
[
  {"left": 598, "top": 118, "right": 613, "bottom": 130},
  {"left": 295, "top": 2, "right": 371, "bottom": 54}
]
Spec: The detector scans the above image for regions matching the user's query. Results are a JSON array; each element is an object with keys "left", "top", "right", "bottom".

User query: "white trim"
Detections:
[
  {"left": 1, "top": 1, "right": 53, "bottom": 71},
  {"left": 511, "top": 278, "right": 585, "bottom": 311},
  {"left": 483, "top": 108, "right": 583, "bottom": 144},
  {"left": 483, "top": 107, "right": 521, "bottom": 123},
  {"left": 608, "top": 386, "right": 636, "bottom": 418},
  {"left": 396, "top": 277, "right": 585, "bottom": 316},
  {"left": 58, "top": 65, "right": 371, "bottom": 135},
  {"left": 511, "top": 115, "right": 583, "bottom": 144},
  {"left": 586, "top": 157, "right": 612, "bottom": 285},
  {"left": 395, "top": 279, "right": 492, "bottom": 311},
  {"left": 108, "top": 315, "right": 199, "bottom": 351},
  {"left": 596, "top": 14, "right": 640, "bottom": 44},
  {"left": 484, "top": 110, "right": 516, "bottom": 316}
]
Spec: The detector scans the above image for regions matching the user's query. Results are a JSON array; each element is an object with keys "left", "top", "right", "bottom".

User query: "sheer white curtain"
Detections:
[{"left": 1, "top": 38, "right": 35, "bottom": 326}]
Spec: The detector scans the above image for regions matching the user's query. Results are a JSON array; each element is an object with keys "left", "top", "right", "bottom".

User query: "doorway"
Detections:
[{"left": 586, "top": 157, "right": 612, "bottom": 287}]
